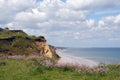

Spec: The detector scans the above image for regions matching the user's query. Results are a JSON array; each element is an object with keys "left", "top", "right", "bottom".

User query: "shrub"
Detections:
[{"left": 12, "top": 37, "right": 32, "bottom": 48}]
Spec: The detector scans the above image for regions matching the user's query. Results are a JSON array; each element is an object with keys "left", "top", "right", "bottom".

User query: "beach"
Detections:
[{"left": 57, "top": 51, "right": 98, "bottom": 67}]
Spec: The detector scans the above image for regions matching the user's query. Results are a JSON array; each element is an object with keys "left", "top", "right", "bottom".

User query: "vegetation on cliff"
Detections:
[
  {"left": 0, "top": 28, "right": 60, "bottom": 59},
  {"left": 0, "top": 59, "right": 120, "bottom": 80}
]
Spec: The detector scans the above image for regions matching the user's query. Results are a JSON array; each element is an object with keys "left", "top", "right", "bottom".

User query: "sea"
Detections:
[{"left": 60, "top": 48, "right": 120, "bottom": 64}]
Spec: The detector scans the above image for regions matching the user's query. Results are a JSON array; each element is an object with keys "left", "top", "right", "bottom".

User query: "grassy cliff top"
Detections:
[
  {"left": 0, "top": 28, "right": 45, "bottom": 56},
  {"left": 0, "top": 29, "right": 28, "bottom": 39},
  {"left": 0, "top": 28, "right": 60, "bottom": 60},
  {"left": 0, "top": 28, "right": 45, "bottom": 40}
]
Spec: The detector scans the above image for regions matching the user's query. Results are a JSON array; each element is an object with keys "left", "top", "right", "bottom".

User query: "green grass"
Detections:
[
  {"left": 0, "top": 29, "right": 44, "bottom": 56},
  {"left": 0, "top": 36, "right": 38, "bottom": 55},
  {"left": 0, "top": 30, "right": 28, "bottom": 39},
  {"left": 0, "top": 59, "right": 120, "bottom": 80}
]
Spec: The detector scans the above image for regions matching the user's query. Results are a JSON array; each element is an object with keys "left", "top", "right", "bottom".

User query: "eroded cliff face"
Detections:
[
  {"left": 0, "top": 28, "right": 60, "bottom": 59},
  {"left": 35, "top": 38, "right": 60, "bottom": 59}
]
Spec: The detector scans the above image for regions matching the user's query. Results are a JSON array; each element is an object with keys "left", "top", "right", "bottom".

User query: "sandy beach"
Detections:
[{"left": 57, "top": 51, "right": 98, "bottom": 67}]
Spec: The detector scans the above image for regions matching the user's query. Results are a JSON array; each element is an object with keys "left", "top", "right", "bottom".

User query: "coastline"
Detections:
[{"left": 57, "top": 50, "right": 98, "bottom": 67}]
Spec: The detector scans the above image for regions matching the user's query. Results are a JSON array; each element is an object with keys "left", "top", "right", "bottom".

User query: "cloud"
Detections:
[
  {"left": 56, "top": 9, "right": 88, "bottom": 21},
  {"left": 5, "top": 23, "right": 13, "bottom": 28},
  {"left": 97, "top": 14, "right": 120, "bottom": 29},
  {"left": 86, "top": 19, "right": 95, "bottom": 28},
  {"left": 0, "top": 0, "right": 36, "bottom": 24},
  {"left": 15, "top": 9, "right": 47, "bottom": 23},
  {"left": 90, "top": 14, "right": 120, "bottom": 40},
  {"left": 94, "top": 9, "right": 120, "bottom": 15},
  {"left": 0, "top": 0, "right": 120, "bottom": 47},
  {"left": 66, "top": 0, "right": 120, "bottom": 10}
]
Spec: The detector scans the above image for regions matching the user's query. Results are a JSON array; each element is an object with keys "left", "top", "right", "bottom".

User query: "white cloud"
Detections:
[
  {"left": 5, "top": 23, "right": 13, "bottom": 28},
  {"left": 114, "top": 15, "right": 120, "bottom": 24},
  {"left": 15, "top": 9, "right": 47, "bottom": 22},
  {"left": 0, "top": 0, "right": 120, "bottom": 47},
  {"left": 7, "top": 0, "right": 35, "bottom": 11},
  {"left": 74, "top": 32, "right": 81, "bottom": 39},
  {"left": 89, "top": 14, "right": 120, "bottom": 40},
  {"left": 98, "top": 14, "right": 120, "bottom": 28},
  {"left": 86, "top": 19, "right": 95, "bottom": 28},
  {"left": 56, "top": 9, "right": 87, "bottom": 21},
  {"left": 0, "top": 0, "right": 36, "bottom": 24},
  {"left": 66, "top": 0, "right": 93, "bottom": 9},
  {"left": 94, "top": 9, "right": 120, "bottom": 15},
  {"left": 66, "top": 0, "right": 120, "bottom": 10}
]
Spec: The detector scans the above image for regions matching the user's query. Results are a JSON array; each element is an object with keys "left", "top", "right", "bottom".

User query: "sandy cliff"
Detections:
[
  {"left": 35, "top": 37, "right": 60, "bottom": 59},
  {"left": 0, "top": 29, "right": 60, "bottom": 60}
]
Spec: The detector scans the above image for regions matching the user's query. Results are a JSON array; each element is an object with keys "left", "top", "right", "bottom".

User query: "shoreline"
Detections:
[{"left": 57, "top": 51, "right": 98, "bottom": 67}]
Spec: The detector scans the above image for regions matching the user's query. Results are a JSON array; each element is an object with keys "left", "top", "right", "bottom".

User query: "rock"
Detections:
[
  {"left": 35, "top": 41, "right": 60, "bottom": 59},
  {"left": 49, "top": 45, "right": 60, "bottom": 59}
]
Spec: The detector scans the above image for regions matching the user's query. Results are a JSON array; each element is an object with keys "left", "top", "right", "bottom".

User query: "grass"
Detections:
[
  {"left": 0, "top": 59, "right": 120, "bottom": 80},
  {"left": 0, "top": 30, "right": 28, "bottom": 39},
  {"left": 0, "top": 36, "right": 37, "bottom": 55},
  {"left": 0, "top": 29, "right": 45, "bottom": 56}
]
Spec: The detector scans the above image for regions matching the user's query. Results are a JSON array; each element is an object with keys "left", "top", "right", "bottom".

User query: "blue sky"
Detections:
[{"left": 0, "top": 0, "right": 120, "bottom": 47}]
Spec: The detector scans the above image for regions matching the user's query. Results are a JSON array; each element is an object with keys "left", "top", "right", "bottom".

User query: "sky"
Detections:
[{"left": 0, "top": 0, "right": 120, "bottom": 47}]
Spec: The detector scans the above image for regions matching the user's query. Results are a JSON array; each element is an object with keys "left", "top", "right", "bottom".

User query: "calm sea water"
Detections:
[{"left": 62, "top": 48, "right": 120, "bottom": 64}]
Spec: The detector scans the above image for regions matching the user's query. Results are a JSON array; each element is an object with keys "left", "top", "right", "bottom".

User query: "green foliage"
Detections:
[
  {"left": 0, "top": 29, "right": 44, "bottom": 55},
  {"left": 58, "top": 66, "right": 75, "bottom": 72},
  {"left": 0, "top": 40, "right": 11, "bottom": 55},
  {"left": 0, "top": 30, "right": 28, "bottom": 39},
  {"left": 35, "top": 66, "right": 45, "bottom": 74},
  {"left": 0, "top": 36, "right": 35, "bottom": 55},
  {"left": 0, "top": 59, "right": 120, "bottom": 80},
  {"left": 29, "top": 35, "right": 36, "bottom": 40},
  {"left": 37, "top": 36, "right": 45, "bottom": 39},
  {"left": 12, "top": 37, "right": 32, "bottom": 48}
]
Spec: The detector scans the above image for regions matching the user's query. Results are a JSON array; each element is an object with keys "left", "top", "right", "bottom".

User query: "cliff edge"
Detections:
[
  {"left": 35, "top": 36, "right": 60, "bottom": 59},
  {"left": 0, "top": 28, "right": 60, "bottom": 59}
]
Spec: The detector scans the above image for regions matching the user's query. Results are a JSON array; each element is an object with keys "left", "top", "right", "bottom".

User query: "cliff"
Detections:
[
  {"left": 34, "top": 37, "right": 60, "bottom": 59},
  {"left": 0, "top": 28, "right": 60, "bottom": 59}
]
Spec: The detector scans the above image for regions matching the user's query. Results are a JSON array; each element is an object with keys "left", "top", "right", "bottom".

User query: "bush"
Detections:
[{"left": 12, "top": 37, "right": 32, "bottom": 48}]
